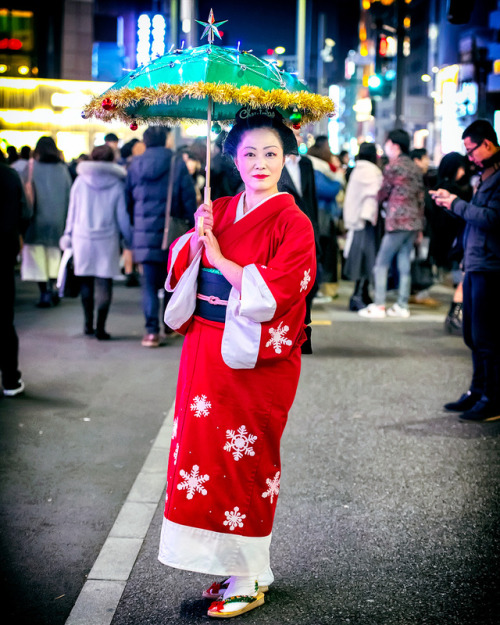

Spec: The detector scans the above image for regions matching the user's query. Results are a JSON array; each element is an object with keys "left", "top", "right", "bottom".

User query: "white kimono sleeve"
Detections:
[{"left": 221, "top": 264, "right": 277, "bottom": 370}]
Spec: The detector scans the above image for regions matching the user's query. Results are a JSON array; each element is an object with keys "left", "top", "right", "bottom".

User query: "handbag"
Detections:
[
  {"left": 56, "top": 249, "right": 81, "bottom": 298},
  {"left": 24, "top": 158, "right": 36, "bottom": 212},
  {"left": 161, "top": 155, "right": 191, "bottom": 251}
]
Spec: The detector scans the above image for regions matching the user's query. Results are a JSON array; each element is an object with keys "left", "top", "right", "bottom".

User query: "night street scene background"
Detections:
[{"left": 1, "top": 1, "right": 500, "bottom": 625}]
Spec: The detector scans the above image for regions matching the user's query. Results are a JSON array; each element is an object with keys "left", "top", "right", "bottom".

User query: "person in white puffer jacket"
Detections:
[
  {"left": 343, "top": 142, "right": 383, "bottom": 311},
  {"left": 60, "top": 144, "right": 132, "bottom": 339}
]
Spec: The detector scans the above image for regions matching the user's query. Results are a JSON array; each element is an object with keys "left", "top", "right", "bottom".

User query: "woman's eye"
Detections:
[{"left": 266, "top": 152, "right": 277, "bottom": 158}]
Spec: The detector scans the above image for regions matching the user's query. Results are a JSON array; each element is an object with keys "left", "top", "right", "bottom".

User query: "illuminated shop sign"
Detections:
[{"left": 136, "top": 13, "right": 166, "bottom": 66}]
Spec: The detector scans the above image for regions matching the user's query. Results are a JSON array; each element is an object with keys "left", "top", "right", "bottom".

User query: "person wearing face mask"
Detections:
[{"left": 432, "top": 119, "right": 500, "bottom": 422}]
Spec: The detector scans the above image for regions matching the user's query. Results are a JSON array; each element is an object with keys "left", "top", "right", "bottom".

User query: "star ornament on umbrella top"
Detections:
[
  {"left": 83, "top": 9, "right": 336, "bottom": 129},
  {"left": 196, "top": 9, "right": 227, "bottom": 45}
]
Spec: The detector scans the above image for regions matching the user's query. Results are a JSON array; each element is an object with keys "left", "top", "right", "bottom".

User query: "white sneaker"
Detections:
[
  {"left": 387, "top": 303, "right": 410, "bottom": 318},
  {"left": 358, "top": 304, "right": 386, "bottom": 318},
  {"left": 3, "top": 379, "right": 25, "bottom": 396},
  {"left": 312, "top": 292, "right": 332, "bottom": 305}
]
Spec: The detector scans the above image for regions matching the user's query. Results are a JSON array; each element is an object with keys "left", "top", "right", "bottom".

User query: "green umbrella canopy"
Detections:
[{"left": 83, "top": 43, "right": 335, "bottom": 127}]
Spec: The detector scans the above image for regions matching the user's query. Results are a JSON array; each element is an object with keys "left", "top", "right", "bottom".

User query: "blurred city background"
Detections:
[{"left": 1, "top": 0, "right": 499, "bottom": 160}]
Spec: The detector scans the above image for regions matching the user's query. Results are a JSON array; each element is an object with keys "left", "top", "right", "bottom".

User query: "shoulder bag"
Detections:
[{"left": 161, "top": 155, "right": 191, "bottom": 251}]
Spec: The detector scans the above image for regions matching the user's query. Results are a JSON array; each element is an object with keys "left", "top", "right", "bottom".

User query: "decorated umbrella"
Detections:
[{"left": 83, "top": 10, "right": 335, "bottom": 206}]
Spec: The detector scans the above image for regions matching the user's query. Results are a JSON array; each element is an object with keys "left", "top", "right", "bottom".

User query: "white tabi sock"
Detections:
[{"left": 222, "top": 575, "right": 258, "bottom": 600}]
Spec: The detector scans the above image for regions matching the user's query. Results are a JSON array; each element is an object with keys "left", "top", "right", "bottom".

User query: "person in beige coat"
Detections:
[{"left": 343, "top": 143, "right": 383, "bottom": 310}]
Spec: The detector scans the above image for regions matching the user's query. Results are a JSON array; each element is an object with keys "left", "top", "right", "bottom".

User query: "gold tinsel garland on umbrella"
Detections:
[{"left": 83, "top": 81, "right": 336, "bottom": 126}]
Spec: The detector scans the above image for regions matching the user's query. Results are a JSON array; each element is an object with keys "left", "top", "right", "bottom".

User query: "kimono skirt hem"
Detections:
[{"left": 158, "top": 315, "right": 300, "bottom": 578}]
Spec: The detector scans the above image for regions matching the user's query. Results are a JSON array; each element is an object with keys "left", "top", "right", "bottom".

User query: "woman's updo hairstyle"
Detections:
[{"left": 223, "top": 107, "right": 298, "bottom": 158}]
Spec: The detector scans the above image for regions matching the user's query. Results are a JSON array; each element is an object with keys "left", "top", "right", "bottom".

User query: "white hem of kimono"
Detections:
[{"left": 158, "top": 517, "right": 271, "bottom": 577}]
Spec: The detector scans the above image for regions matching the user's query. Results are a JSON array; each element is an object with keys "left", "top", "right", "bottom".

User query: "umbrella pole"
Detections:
[{"left": 204, "top": 96, "right": 212, "bottom": 207}]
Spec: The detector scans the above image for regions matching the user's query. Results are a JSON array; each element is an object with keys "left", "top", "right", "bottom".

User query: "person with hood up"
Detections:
[
  {"left": 126, "top": 125, "right": 197, "bottom": 347},
  {"left": 343, "top": 142, "right": 383, "bottom": 311},
  {"left": 60, "top": 144, "right": 132, "bottom": 340}
]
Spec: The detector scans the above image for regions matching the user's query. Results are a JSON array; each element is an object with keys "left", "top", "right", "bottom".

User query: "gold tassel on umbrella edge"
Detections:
[{"left": 83, "top": 81, "right": 336, "bottom": 126}]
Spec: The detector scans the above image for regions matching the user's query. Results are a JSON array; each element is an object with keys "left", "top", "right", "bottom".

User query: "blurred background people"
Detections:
[
  {"left": 359, "top": 129, "right": 425, "bottom": 319},
  {"left": 60, "top": 144, "right": 132, "bottom": 340},
  {"left": 126, "top": 126, "right": 197, "bottom": 347},
  {"left": 11, "top": 145, "right": 31, "bottom": 176},
  {"left": 104, "top": 132, "right": 120, "bottom": 161},
  {"left": 119, "top": 138, "right": 145, "bottom": 287},
  {"left": 307, "top": 135, "right": 343, "bottom": 302},
  {"left": 6, "top": 145, "right": 18, "bottom": 166},
  {"left": 68, "top": 152, "right": 89, "bottom": 182},
  {"left": 409, "top": 147, "right": 439, "bottom": 308},
  {"left": 278, "top": 127, "right": 320, "bottom": 352},
  {"left": 21, "top": 136, "right": 72, "bottom": 307},
  {"left": 210, "top": 130, "right": 243, "bottom": 200},
  {"left": 178, "top": 146, "right": 205, "bottom": 205},
  {"left": 0, "top": 151, "right": 30, "bottom": 396},
  {"left": 343, "top": 142, "right": 383, "bottom": 311},
  {"left": 432, "top": 152, "right": 473, "bottom": 335}
]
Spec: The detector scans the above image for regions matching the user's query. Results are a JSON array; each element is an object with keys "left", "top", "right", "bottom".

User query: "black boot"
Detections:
[
  {"left": 444, "top": 390, "right": 481, "bottom": 412},
  {"left": 461, "top": 362, "right": 500, "bottom": 421},
  {"left": 349, "top": 280, "right": 369, "bottom": 311},
  {"left": 444, "top": 302, "right": 462, "bottom": 335},
  {"left": 82, "top": 296, "right": 94, "bottom": 335},
  {"left": 361, "top": 279, "right": 373, "bottom": 306},
  {"left": 95, "top": 309, "right": 111, "bottom": 341}
]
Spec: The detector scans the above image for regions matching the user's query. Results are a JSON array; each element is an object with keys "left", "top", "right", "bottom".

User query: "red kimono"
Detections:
[{"left": 158, "top": 192, "right": 316, "bottom": 578}]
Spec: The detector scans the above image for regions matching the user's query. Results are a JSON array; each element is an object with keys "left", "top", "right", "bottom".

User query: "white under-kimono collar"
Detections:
[{"left": 234, "top": 192, "right": 288, "bottom": 223}]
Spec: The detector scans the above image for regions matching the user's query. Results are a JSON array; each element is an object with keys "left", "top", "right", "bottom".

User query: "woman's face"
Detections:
[{"left": 234, "top": 128, "right": 285, "bottom": 195}]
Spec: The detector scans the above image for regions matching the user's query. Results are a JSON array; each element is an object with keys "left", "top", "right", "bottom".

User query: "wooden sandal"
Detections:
[
  {"left": 202, "top": 578, "right": 269, "bottom": 599},
  {"left": 207, "top": 592, "right": 265, "bottom": 618}
]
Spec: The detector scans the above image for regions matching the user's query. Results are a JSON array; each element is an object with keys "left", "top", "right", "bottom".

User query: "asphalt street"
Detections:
[{"left": 1, "top": 276, "right": 499, "bottom": 625}]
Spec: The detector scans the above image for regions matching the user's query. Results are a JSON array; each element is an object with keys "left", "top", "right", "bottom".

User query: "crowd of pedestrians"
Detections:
[{"left": 1, "top": 119, "right": 499, "bottom": 423}]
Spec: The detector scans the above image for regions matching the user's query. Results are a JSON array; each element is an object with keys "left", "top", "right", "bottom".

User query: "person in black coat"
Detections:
[
  {"left": 0, "top": 155, "right": 30, "bottom": 396},
  {"left": 432, "top": 120, "right": 500, "bottom": 421},
  {"left": 278, "top": 134, "right": 320, "bottom": 353},
  {"left": 431, "top": 152, "right": 473, "bottom": 335},
  {"left": 126, "top": 126, "right": 197, "bottom": 347}
]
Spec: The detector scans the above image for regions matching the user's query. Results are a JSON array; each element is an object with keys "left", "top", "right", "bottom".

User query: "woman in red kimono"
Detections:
[{"left": 158, "top": 107, "right": 316, "bottom": 618}]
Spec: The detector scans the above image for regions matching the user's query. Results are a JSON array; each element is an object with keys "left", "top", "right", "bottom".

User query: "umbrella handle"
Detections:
[{"left": 200, "top": 96, "right": 213, "bottom": 237}]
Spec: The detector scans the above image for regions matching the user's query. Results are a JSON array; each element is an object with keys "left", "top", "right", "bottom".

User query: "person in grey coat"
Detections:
[
  {"left": 60, "top": 145, "right": 132, "bottom": 340},
  {"left": 21, "top": 136, "right": 72, "bottom": 307},
  {"left": 126, "top": 125, "right": 196, "bottom": 347}
]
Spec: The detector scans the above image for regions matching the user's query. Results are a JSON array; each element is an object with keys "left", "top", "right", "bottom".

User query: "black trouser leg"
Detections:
[
  {"left": 462, "top": 271, "right": 500, "bottom": 399},
  {"left": 80, "top": 276, "right": 95, "bottom": 333},
  {"left": 0, "top": 263, "right": 21, "bottom": 388},
  {"left": 353, "top": 279, "right": 363, "bottom": 297},
  {"left": 95, "top": 278, "right": 113, "bottom": 333}
]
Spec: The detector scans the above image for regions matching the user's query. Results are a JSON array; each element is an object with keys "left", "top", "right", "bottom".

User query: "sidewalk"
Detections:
[{"left": 2, "top": 278, "right": 499, "bottom": 625}]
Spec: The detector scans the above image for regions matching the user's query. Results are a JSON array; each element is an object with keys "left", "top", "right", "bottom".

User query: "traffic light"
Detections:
[
  {"left": 378, "top": 34, "right": 388, "bottom": 58},
  {"left": 368, "top": 73, "right": 393, "bottom": 99}
]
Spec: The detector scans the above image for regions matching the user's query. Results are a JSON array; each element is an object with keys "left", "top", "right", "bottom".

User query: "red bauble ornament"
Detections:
[
  {"left": 292, "top": 123, "right": 301, "bottom": 130},
  {"left": 130, "top": 121, "right": 138, "bottom": 131},
  {"left": 101, "top": 98, "right": 115, "bottom": 111}
]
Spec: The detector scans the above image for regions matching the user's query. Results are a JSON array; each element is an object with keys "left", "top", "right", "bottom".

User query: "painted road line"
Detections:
[{"left": 65, "top": 402, "right": 175, "bottom": 625}]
